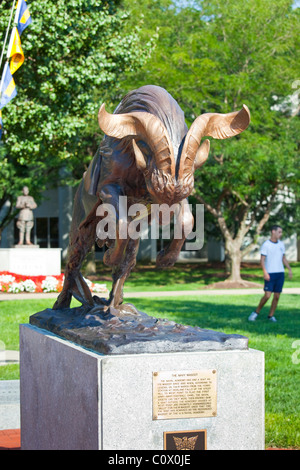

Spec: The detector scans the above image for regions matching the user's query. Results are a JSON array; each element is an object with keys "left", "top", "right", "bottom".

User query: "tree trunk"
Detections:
[{"left": 225, "top": 241, "right": 243, "bottom": 282}]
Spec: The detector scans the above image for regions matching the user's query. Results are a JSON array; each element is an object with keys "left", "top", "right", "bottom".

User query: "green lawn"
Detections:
[
  {"left": 0, "top": 291, "right": 299, "bottom": 449},
  {"left": 89, "top": 261, "right": 300, "bottom": 293}
]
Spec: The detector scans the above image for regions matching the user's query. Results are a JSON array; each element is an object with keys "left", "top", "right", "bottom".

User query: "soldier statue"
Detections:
[{"left": 16, "top": 186, "right": 37, "bottom": 245}]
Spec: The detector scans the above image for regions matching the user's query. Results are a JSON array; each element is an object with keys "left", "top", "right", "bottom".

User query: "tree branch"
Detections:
[
  {"left": 231, "top": 190, "right": 249, "bottom": 207},
  {"left": 195, "top": 193, "right": 233, "bottom": 242}
]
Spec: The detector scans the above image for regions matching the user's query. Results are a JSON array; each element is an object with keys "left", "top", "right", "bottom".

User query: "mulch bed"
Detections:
[
  {"left": 0, "top": 429, "right": 20, "bottom": 450},
  {"left": 0, "top": 429, "right": 296, "bottom": 450}
]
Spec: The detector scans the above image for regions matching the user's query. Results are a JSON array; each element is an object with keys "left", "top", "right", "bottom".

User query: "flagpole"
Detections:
[
  {"left": 0, "top": 61, "right": 9, "bottom": 97},
  {"left": 6, "top": 26, "right": 16, "bottom": 61},
  {"left": 0, "top": 0, "right": 17, "bottom": 78}
]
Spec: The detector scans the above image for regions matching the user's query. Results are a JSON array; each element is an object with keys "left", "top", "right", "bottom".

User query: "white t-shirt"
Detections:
[{"left": 260, "top": 239, "right": 285, "bottom": 273}]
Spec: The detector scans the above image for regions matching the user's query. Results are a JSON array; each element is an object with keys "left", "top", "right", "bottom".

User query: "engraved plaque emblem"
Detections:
[
  {"left": 173, "top": 435, "right": 198, "bottom": 450},
  {"left": 153, "top": 369, "right": 217, "bottom": 420},
  {"left": 164, "top": 430, "right": 207, "bottom": 450}
]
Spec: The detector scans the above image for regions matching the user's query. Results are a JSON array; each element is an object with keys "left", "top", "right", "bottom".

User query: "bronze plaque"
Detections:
[
  {"left": 164, "top": 430, "right": 207, "bottom": 450},
  {"left": 153, "top": 369, "right": 217, "bottom": 420}
]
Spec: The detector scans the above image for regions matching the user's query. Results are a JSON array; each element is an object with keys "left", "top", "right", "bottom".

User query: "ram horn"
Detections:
[{"left": 98, "top": 104, "right": 175, "bottom": 176}]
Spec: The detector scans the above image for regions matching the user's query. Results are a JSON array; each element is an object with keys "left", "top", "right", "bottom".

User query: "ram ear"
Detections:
[
  {"left": 194, "top": 139, "right": 210, "bottom": 170},
  {"left": 132, "top": 139, "right": 147, "bottom": 172}
]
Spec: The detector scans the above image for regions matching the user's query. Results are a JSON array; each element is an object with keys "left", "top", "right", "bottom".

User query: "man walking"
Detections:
[{"left": 248, "top": 225, "right": 293, "bottom": 322}]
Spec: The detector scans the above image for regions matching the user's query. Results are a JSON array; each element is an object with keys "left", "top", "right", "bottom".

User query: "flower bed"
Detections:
[{"left": 0, "top": 271, "right": 108, "bottom": 295}]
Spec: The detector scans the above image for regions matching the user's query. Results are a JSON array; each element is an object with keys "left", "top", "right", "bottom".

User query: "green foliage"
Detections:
[
  {"left": 0, "top": 0, "right": 151, "bottom": 231},
  {"left": 191, "top": 0, "right": 300, "bottom": 236}
]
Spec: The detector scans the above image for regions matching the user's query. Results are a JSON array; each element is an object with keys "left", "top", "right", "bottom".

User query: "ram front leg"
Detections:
[
  {"left": 97, "top": 184, "right": 130, "bottom": 268},
  {"left": 156, "top": 199, "right": 194, "bottom": 268},
  {"left": 108, "top": 238, "right": 140, "bottom": 311}
]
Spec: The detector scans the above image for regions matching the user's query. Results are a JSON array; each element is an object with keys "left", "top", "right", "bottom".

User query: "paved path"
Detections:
[
  {"left": 0, "top": 287, "right": 299, "bottom": 301},
  {"left": 0, "top": 350, "right": 19, "bottom": 366}
]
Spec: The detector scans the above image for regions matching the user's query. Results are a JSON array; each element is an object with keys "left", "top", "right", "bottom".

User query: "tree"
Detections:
[
  {"left": 0, "top": 0, "right": 151, "bottom": 238},
  {"left": 191, "top": 0, "right": 300, "bottom": 283},
  {"left": 124, "top": 0, "right": 300, "bottom": 283}
]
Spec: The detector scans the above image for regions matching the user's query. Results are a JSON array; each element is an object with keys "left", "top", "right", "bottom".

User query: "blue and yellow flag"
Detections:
[
  {"left": 7, "top": 27, "right": 24, "bottom": 75},
  {"left": 15, "top": 0, "right": 32, "bottom": 36},
  {"left": 0, "top": 110, "right": 3, "bottom": 140},
  {"left": 0, "top": 62, "right": 17, "bottom": 110}
]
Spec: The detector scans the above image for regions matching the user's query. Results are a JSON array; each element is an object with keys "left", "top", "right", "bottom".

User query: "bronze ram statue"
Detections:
[{"left": 53, "top": 85, "right": 250, "bottom": 316}]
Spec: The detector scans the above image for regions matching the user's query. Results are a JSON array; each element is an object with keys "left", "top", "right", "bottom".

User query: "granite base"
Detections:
[{"left": 20, "top": 324, "right": 264, "bottom": 450}]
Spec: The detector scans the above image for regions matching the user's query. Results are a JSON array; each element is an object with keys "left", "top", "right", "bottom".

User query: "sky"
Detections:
[{"left": 174, "top": 0, "right": 300, "bottom": 8}]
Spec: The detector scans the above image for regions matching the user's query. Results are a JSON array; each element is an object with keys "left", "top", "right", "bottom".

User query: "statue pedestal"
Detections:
[
  {"left": 13, "top": 244, "right": 40, "bottom": 248},
  {"left": 20, "top": 324, "right": 265, "bottom": 450},
  {"left": 0, "top": 248, "right": 61, "bottom": 276}
]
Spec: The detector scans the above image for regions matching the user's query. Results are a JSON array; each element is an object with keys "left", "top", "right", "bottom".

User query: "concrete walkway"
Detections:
[
  {"left": 0, "top": 350, "right": 19, "bottom": 366},
  {"left": 0, "top": 287, "right": 299, "bottom": 301}
]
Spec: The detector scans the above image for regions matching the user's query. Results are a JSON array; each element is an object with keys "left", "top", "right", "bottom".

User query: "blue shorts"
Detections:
[{"left": 264, "top": 272, "right": 285, "bottom": 293}]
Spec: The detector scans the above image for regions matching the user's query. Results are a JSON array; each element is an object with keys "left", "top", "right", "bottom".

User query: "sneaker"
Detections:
[
  {"left": 268, "top": 316, "right": 277, "bottom": 322},
  {"left": 248, "top": 311, "right": 258, "bottom": 321}
]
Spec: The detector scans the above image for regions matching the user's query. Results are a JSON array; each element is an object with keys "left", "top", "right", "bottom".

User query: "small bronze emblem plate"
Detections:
[
  {"left": 164, "top": 430, "right": 207, "bottom": 450},
  {"left": 153, "top": 369, "right": 217, "bottom": 420}
]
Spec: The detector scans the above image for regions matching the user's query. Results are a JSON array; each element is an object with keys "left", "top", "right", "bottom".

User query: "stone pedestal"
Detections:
[
  {"left": 0, "top": 248, "right": 61, "bottom": 275},
  {"left": 20, "top": 324, "right": 264, "bottom": 450}
]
